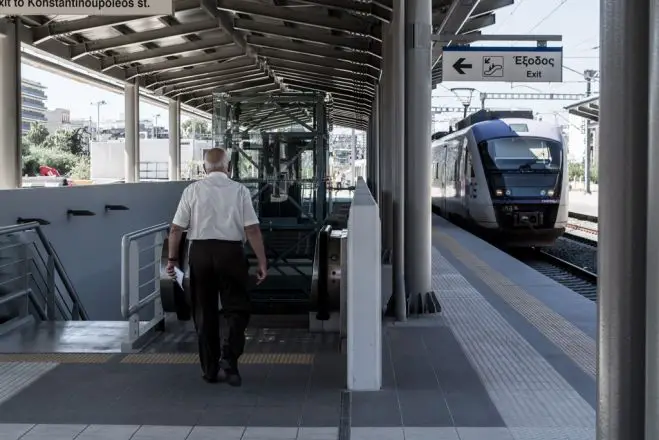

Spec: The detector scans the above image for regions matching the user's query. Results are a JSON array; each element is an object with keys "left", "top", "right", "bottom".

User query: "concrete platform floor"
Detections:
[{"left": 0, "top": 215, "right": 597, "bottom": 440}]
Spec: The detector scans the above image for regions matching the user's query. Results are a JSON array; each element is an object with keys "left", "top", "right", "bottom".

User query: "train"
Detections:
[{"left": 431, "top": 110, "right": 568, "bottom": 247}]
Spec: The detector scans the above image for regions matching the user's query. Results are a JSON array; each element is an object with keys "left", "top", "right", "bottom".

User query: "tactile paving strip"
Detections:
[
  {"left": 436, "top": 231, "right": 596, "bottom": 379},
  {"left": 0, "top": 362, "right": 58, "bottom": 405},
  {"left": 431, "top": 247, "right": 595, "bottom": 429},
  {"left": 0, "top": 353, "right": 115, "bottom": 363},
  {"left": 120, "top": 352, "right": 315, "bottom": 364}
]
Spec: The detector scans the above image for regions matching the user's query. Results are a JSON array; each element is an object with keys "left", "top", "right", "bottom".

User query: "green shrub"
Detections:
[{"left": 22, "top": 146, "right": 80, "bottom": 177}]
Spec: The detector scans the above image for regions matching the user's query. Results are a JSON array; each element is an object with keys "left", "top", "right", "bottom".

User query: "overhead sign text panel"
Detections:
[
  {"left": 0, "top": 0, "right": 172, "bottom": 16},
  {"left": 441, "top": 47, "right": 563, "bottom": 83}
]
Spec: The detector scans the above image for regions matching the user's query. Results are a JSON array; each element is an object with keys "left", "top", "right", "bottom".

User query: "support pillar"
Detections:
[
  {"left": 403, "top": 0, "right": 439, "bottom": 314},
  {"left": 379, "top": 24, "right": 394, "bottom": 253},
  {"left": 175, "top": 99, "right": 181, "bottom": 180},
  {"left": 168, "top": 99, "right": 180, "bottom": 181},
  {"left": 391, "top": 0, "right": 406, "bottom": 321},
  {"left": 124, "top": 81, "right": 140, "bottom": 183},
  {"left": 372, "top": 91, "right": 380, "bottom": 202},
  {"left": 598, "top": 0, "right": 648, "bottom": 437},
  {"left": 0, "top": 19, "right": 22, "bottom": 190},
  {"left": 646, "top": 1, "right": 659, "bottom": 439}
]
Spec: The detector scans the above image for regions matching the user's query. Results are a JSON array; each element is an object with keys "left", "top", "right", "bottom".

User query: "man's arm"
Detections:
[
  {"left": 241, "top": 186, "right": 267, "bottom": 269},
  {"left": 169, "top": 188, "right": 191, "bottom": 262}
]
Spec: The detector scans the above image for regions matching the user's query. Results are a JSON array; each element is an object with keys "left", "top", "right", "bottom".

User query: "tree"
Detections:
[
  {"left": 24, "top": 123, "right": 49, "bottom": 146},
  {"left": 22, "top": 146, "right": 80, "bottom": 176},
  {"left": 181, "top": 119, "right": 210, "bottom": 138},
  {"left": 45, "top": 128, "right": 89, "bottom": 156},
  {"left": 568, "top": 161, "right": 584, "bottom": 182}
]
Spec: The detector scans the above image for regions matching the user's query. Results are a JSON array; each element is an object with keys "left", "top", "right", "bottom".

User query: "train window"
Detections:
[
  {"left": 509, "top": 123, "right": 529, "bottom": 132},
  {"left": 479, "top": 137, "right": 562, "bottom": 171}
]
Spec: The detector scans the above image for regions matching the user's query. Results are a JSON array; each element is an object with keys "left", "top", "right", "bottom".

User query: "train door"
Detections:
[{"left": 462, "top": 141, "right": 476, "bottom": 216}]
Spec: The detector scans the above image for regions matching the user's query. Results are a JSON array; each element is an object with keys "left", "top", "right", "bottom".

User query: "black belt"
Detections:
[{"left": 190, "top": 239, "right": 243, "bottom": 244}]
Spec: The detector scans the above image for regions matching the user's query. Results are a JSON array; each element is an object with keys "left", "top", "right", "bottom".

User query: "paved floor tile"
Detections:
[
  {"left": 351, "top": 427, "right": 404, "bottom": 440},
  {"left": 297, "top": 427, "right": 338, "bottom": 440},
  {"left": 242, "top": 427, "right": 299, "bottom": 439},
  {"left": 0, "top": 424, "right": 34, "bottom": 440},
  {"left": 75, "top": 424, "right": 139, "bottom": 439},
  {"left": 19, "top": 424, "right": 87, "bottom": 440},
  {"left": 404, "top": 427, "right": 460, "bottom": 440},
  {"left": 187, "top": 426, "right": 245, "bottom": 440},
  {"left": 131, "top": 425, "right": 193, "bottom": 440},
  {"left": 457, "top": 427, "right": 514, "bottom": 440}
]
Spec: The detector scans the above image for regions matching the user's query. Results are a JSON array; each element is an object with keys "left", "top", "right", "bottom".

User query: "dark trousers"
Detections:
[{"left": 188, "top": 239, "right": 251, "bottom": 378}]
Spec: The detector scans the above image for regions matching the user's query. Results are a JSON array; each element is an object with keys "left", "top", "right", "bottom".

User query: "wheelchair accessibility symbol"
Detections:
[{"left": 483, "top": 56, "right": 504, "bottom": 77}]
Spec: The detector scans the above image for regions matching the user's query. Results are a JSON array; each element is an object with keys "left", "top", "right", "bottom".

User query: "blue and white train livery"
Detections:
[{"left": 431, "top": 110, "right": 568, "bottom": 247}]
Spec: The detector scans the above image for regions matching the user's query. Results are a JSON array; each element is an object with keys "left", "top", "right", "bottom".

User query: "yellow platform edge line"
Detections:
[
  {"left": 120, "top": 353, "right": 315, "bottom": 365},
  {"left": 0, "top": 353, "right": 115, "bottom": 363}
]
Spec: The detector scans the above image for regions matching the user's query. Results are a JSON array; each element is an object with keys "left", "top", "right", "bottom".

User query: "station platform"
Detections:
[
  {"left": 568, "top": 190, "right": 598, "bottom": 217},
  {"left": 0, "top": 216, "right": 596, "bottom": 440}
]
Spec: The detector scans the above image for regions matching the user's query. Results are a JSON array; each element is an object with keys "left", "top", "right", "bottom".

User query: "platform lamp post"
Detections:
[
  {"left": 90, "top": 100, "right": 106, "bottom": 141},
  {"left": 450, "top": 88, "right": 476, "bottom": 118}
]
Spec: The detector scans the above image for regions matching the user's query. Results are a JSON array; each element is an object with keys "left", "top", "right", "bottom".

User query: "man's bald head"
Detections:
[{"left": 204, "top": 148, "right": 230, "bottom": 172}]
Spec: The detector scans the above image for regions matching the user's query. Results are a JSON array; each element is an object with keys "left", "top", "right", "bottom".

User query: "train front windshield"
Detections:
[{"left": 478, "top": 137, "right": 562, "bottom": 172}]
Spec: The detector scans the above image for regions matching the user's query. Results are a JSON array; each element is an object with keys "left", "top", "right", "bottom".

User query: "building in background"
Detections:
[{"left": 21, "top": 79, "right": 48, "bottom": 133}]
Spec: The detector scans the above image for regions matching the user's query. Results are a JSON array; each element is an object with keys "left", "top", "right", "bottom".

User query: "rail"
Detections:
[
  {"left": 0, "top": 222, "right": 88, "bottom": 334},
  {"left": 120, "top": 222, "right": 169, "bottom": 351}
]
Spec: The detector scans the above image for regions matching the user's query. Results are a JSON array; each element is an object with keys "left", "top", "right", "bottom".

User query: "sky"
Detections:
[{"left": 22, "top": 0, "right": 599, "bottom": 132}]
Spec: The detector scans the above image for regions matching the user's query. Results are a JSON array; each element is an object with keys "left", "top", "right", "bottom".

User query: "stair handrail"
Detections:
[{"left": 0, "top": 222, "right": 89, "bottom": 320}]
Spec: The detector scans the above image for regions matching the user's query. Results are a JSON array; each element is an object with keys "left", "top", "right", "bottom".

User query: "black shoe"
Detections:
[
  {"left": 202, "top": 374, "right": 218, "bottom": 384},
  {"left": 219, "top": 358, "right": 242, "bottom": 387}
]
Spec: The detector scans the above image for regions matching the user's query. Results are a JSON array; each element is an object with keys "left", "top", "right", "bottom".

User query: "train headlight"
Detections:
[
  {"left": 495, "top": 189, "right": 503, "bottom": 196},
  {"left": 540, "top": 190, "right": 546, "bottom": 196},
  {"left": 505, "top": 189, "right": 512, "bottom": 196},
  {"left": 547, "top": 189, "right": 555, "bottom": 197}
]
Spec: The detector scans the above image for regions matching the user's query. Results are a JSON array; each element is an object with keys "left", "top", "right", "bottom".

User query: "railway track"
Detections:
[
  {"left": 563, "top": 231, "right": 598, "bottom": 247},
  {"left": 512, "top": 249, "right": 598, "bottom": 301}
]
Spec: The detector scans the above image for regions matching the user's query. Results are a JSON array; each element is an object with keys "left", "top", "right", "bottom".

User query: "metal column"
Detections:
[
  {"left": 391, "top": 0, "right": 406, "bottom": 321},
  {"left": 124, "top": 81, "right": 140, "bottom": 183},
  {"left": 175, "top": 99, "right": 181, "bottom": 180},
  {"left": 0, "top": 19, "right": 21, "bottom": 190},
  {"left": 168, "top": 99, "right": 179, "bottom": 180},
  {"left": 404, "top": 0, "right": 438, "bottom": 314},
  {"left": 647, "top": 1, "right": 659, "bottom": 438},
  {"left": 372, "top": 91, "right": 380, "bottom": 202},
  {"left": 599, "top": 0, "right": 648, "bottom": 437},
  {"left": 379, "top": 25, "right": 393, "bottom": 252}
]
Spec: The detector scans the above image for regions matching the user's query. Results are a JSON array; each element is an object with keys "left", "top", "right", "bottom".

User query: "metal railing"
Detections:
[
  {"left": 120, "top": 222, "right": 169, "bottom": 352},
  {"left": 0, "top": 222, "right": 88, "bottom": 335}
]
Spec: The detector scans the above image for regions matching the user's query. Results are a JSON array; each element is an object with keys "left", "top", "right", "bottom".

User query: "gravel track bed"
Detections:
[{"left": 543, "top": 236, "right": 597, "bottom": 274}]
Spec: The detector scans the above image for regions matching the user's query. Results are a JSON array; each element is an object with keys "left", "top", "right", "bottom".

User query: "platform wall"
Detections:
[{"left": 0, "top": 182, "right": 192, "bottom": 319}]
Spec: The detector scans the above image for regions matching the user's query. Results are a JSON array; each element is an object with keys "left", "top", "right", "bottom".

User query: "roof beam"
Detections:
[
  {"left": 258, "top": 48, "right": 378, "bottom": 80},
  {"left": 124, "top": 46, "right": 245, "bottom": 79},
  {"left": 101, "top": 35, "right": 235, "bottom": 70},
  {"left": 292, "top": 0, "right": 391, "bottom": 22},
  {"left": 32, "top": 0, "right": 201, "bottom": 43},
  {"left": 182, "top": 82, "right": 280, "bottom": 104},
  {"left": 215, "top": 0, "right": 381, "bottom": 39},
  {"left": 246, "top": 35, "right": 379, "bottom": 69},
  {"left": 267, "top": 57, "right": 374, "bottom": 82},
  {"left": 277, "top": 71, "right": 374, "bottom": 96},
  {"left": 169, "top": 72, "right": 269, "bottom": 97},
  {"left": 285, "top": 79, "right": 372, "bottom": 105},
  {"left": 460, "top": 13, "right": 495, "bottom": 34},
  {"left": 234, "top": 19, "right": 381, "bottom": 56},
  {"left": 273, "top": 67, "right": 376, "bottom": 92},
  {"left": 146, "top": 56, "right": 257, "bottom": 87},
  {"left": 158, "top": 68, "right": 263, "bottom": 94},
  {"left": 180, "top": 77, "right": 275, "bottom": 101},
  {"left": 471, "top": 0, "right": 513, "bottom": 16},
  {"left": 200, "top": 0, "right": 286, "bottom": 91},
  {"left": 70, "top": 19, "right": 221, "bottom": 60}
]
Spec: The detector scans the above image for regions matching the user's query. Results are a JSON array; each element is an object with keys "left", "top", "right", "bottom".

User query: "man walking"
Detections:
[{"left": 166, "top": 148, "right": 267, "bottom": 386}]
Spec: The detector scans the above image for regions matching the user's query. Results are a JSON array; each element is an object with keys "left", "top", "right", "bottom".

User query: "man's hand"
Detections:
[
  {"left": 256, "top": 261, "right": 267, "bottom": 285},
  {"left": 166, "top": 260, "right": 177, "bottom": 279}
]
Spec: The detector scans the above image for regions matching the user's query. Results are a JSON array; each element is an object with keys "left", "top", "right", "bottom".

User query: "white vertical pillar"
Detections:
[
  {"left": 404, "top": 0, "right": 436, "bottom": 314},
  {"left": 168, "top": 99, "right": 179, "bottom": 181},
  {"left": 175, "top": 99, "right": 181, "bottom": 180},
  {"left": 124, "top": 81, "right": 139, "bottom": 183},
  {"left": 0, "top": 20, "right": 21, "bottom": 190}
]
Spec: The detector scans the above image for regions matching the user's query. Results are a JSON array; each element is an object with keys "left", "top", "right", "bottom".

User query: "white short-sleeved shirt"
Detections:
[{"left": 172, "top": 172, "right": 259, "bottom": 241}]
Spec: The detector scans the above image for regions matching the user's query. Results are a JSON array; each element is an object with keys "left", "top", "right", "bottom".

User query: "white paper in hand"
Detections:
[{"left": 173, "top": 267, "right": 184, "bottom": 289}]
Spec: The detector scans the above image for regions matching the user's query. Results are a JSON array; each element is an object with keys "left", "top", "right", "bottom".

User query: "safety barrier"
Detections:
[
  {"left": 120, "top": 223, "right": 169, "bottom": 352},
  {"left": 346, "top": 177, "right": 382, "bottom": 391}
]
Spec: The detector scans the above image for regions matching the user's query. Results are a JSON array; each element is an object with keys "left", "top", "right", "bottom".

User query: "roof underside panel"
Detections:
[
  {"left": 565, "top": 95, "right": 599, "bottom": 122},
  {"left": 8, "top": 0, "right": 510, "bottom": 130}
]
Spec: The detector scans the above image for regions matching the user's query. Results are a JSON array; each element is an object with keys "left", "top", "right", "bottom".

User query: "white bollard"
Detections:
[{"left": 347, "top": 177, "right": 382, "bottom": 391}]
